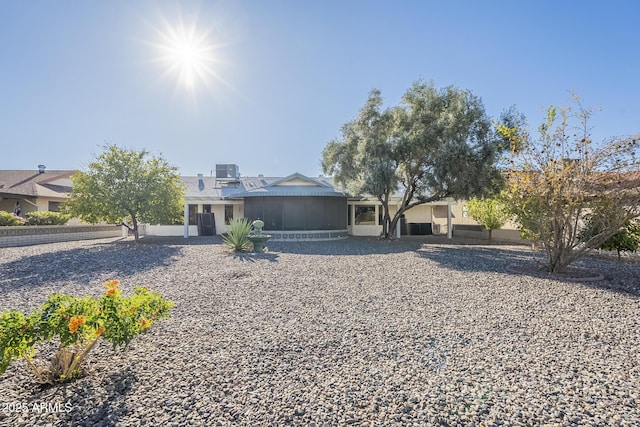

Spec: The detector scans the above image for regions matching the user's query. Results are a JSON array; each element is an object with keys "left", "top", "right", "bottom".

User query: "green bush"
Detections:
[
  {"left": 25, "top": 211, "right": 71, "bottom": 225},
  {"left": 0, "top": 280, "right": 172, "bottom": 384},
  {"left": 222, "top": 218, "right": 253, "bottom": 252},
  {"left": 0, "top": 211, "right": 26, "bottom": 226},
  {"left": 466, "top": 196, "right": 510, "bottom": 240},
  {"left": 581, "top": 218, "right": 640, "bottom": 259}
]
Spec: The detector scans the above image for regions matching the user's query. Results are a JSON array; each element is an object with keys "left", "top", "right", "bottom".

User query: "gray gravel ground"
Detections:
[{"left": 1, "top": 236, "right": 639, "bottom": 426}]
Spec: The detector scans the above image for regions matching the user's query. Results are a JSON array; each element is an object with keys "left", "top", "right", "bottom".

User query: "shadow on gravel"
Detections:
[
  {"left": 267, "top": 236, "right": 425, "bottom": 256},
  {"left": 67, "top": 367, "right": 137, "bottom": 426},
  {"left": 129, "top": 235, "right": 224, "bottom": 246},
  {"left": 230, "top": 252, "right": 279, "bottom": 263},
  {"left": 417, "top": 245, "right": 640, "bottom": 297},
  {"left": 0, "top": 242, "right": 181, "bottom": 292},
  {"left": 416, "top": 245, "right": 536, "bottom": 274}
]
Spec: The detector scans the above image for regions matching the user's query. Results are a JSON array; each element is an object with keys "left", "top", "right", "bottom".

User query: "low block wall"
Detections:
[
  {"left": 452, "top": 224, "right": 490, "bottom": 239},
  {"left": 452, "top": 224, "right": 524, "bottom": 242},
  {"left": 0, "top": 225, "right": 124, "bottom": 248},
  {"left": 268, "top": 229, "right": 349, "bottom": 241},
  {"left": 147, "top": 225, "right": 199, "bottom": 237}
]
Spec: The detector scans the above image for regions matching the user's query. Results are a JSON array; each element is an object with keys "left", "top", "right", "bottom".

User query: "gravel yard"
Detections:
[{"left": 1, "top": 236, "right": 639, "bottom": 426}]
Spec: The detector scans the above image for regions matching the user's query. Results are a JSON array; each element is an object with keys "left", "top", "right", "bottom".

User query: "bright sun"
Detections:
[{"left": 156, "top": 21, "right": 217, "bottom": 90}]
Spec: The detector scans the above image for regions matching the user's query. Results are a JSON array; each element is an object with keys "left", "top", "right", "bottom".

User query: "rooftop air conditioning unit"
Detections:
[{"left": 215, "top": 164, "right": 240, "bottom": 181}]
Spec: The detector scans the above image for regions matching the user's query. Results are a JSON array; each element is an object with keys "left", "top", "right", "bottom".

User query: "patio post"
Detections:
[
  {"left": 447, "top": 203, "right": 452, "bottom": 239},
  {"left": 183, "top": 203, "right": 189, "bottom": 238}
]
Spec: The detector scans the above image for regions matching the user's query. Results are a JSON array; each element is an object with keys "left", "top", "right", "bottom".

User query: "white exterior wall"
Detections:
[
  {"left": 0, "top": 197, "right": 65, "bottom": 216},
  {"left": 348, "top": 201, "right": 452, "bottom": 237},
  {"left": 211, "top": 205, "right": 226, "bottom": 234},
  {"left": 448, "top": 201, "right": 524, "bottom": 242},
  {"left": 0, "top": 199, "right": 17, "bottom": 213},
  {"left": 402, "top": 205, "right": 432, "bottom": 223},
  {"left": 153, "top": 197, "right": 524, "bottom": 241},
  {"left": 348, "top": 202, "right": 400, "bottom": 237},
  {"left": 453, "top": 201, "right": 520, "bottom": 230},
  {"left": 177, "top": 201, "right": 246, "bottom": 236},
  {"left": 350, "top": 224, "right": 382, "bottom": 236},
  {"left": 36, "top": 199, "right": 49, "bottom": 211},
  {"left": 148, "top": 225, "right": 199, "bottom": 236},
  {"left": 431, "top": 205, "right": 450, "bottom": 235},
  {"left": 235, "top": 204, "right": 244, "bottom": 220}
]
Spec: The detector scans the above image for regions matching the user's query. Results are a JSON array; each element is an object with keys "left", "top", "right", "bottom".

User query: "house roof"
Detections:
[
  {"left": 0, "top": 170, "right": 75, "bottom": 199},
  {"left": 222, "top": 172, "right": 350, "bottom": 199},
  {"left": 181, "top": 176, "right": 223, "bottom": 201}
]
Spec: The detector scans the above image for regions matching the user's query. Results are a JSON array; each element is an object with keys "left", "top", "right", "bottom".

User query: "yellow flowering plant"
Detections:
[{"left": 0, "top": 280, "right": 172, "bottom": 384}]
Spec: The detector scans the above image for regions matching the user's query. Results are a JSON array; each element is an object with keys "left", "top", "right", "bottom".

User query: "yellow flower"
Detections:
[
  {"left": 68, "top": 315, "right": 86, "bottom": 334},
  {"left": 105, "top": 287, "right": 119, "bottom": 296},
  {"left": 19, "top": 323, "right": 28, "bottom": 335},
  {"left": 140, "top": 317, "right": 152, "bottom": 330},
  {"left": 103, "top": 280, "right": 120, "bottom": 290},
  {"left": 95, "top": 326, "right": 106, "bottom": 336}
]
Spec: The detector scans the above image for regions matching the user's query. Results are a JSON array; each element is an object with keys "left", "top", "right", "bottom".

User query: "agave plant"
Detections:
[{"left": 222, "top": 218, "right": 254, "bottom": 252}]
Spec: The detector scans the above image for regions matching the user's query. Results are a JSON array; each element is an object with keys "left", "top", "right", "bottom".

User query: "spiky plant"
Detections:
[{"left": 222, "top": 218, "right": 254, "bottom": 252}]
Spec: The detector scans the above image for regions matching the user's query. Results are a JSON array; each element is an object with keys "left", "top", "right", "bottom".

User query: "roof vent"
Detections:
[{"left": 38, "top": 165, "right": 46, "bottom": 173}]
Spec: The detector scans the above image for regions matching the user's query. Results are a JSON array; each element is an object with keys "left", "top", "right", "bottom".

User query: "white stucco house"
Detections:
[{"left": 152, "top": 164, "right": 522, "bottom": 241}]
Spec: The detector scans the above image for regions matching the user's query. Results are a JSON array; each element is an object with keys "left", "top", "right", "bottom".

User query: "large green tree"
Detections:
[
  {"left": 500, "top": 96, "right": 640, "bottom": 272},
  {"left": 322, "top": 81, "right": 511, "bottom": 239},
  {"left": 64, "top": 145, "right": 184, "bottom": 241}
]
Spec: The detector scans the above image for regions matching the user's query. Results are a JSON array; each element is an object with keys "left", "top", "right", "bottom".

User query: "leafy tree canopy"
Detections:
[
  {"left": 466, "top": 195, "right": 511, "bottom": 240},
  {"left": 64, "top": 145, "right": 184, "bottom": 241},
  {"left": 500, "top": 94, "right": 640, "bottom": 272},
  {"left": 581, "top": 218, "right": 640, "bottom": 259},
  {"left": 322, "top": 80, "right": 513, "bottom": 239}
]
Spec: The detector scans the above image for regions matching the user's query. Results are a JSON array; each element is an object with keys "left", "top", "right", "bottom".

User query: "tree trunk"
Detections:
[
  {"left": 383, "top": 205, "right": 392, "bottom": 239},
  {"left": 389, "top": 215, "right": 400, "bottom": 239},
  {"left": 131, "top": 214, "right": 139, "bottom": 242},
  {"left": 379, "top": 198, "right": 398, "bottom": 241}
]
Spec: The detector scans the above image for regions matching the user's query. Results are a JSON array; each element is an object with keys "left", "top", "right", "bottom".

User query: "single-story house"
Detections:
[
  {"left": 164, "top": 164, "right": 522, "bottom": 241},
  {"left": 0, "top": 166, "right": 73, "bottom": 216}
]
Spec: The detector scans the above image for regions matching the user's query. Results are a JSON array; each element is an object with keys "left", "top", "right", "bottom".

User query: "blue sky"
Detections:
[{"left": 2, "top": 1, "right": 639, "bottom": 177}]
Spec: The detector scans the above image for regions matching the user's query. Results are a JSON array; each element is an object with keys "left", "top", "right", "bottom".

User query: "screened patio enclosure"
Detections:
[{"left": 244, "top": 196, "right": 347, "bottom": 231}]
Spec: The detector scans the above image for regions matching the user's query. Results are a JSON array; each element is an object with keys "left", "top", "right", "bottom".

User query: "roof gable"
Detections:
[{"left": 268, "top": 173, "right": 331, "bottom": 188}]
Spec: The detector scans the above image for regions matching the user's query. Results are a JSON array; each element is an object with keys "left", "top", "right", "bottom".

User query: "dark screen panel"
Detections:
[
  {"left": 327, "top": 198, "right": 347, "bottom": 229},
  {"left": 283, "top": 198, "right": 306, "bottom": 230},
  {"left": 263, "top": 199, "right": 283, "bottom": 230},
  {"left": 245, "top": 196, "right": 347, "bottom": 231},
  {"left": 306, "top": 198, "right": 325, "bottom": 229},
  {"left": 244, "top": 198, "right": 263, "bottom": 223}
]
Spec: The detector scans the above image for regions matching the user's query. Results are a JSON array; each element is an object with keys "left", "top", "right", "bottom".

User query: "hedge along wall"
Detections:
[{"left": 0, "top": 225, "right": 125, "bottom": 248}]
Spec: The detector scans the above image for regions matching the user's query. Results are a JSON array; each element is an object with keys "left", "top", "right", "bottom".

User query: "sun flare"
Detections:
[{"left": 155, "top": 21, "right": 217, "bottom": 90}]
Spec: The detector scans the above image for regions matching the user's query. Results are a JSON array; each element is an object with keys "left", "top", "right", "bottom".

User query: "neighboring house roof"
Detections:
[{"left": 0, "top": 170, "right": 75, "bottom": 199}]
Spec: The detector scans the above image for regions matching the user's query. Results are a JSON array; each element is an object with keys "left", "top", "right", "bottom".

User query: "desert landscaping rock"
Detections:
[{"left": 1, "top": 236, "right": 639, "bottom": 426}]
